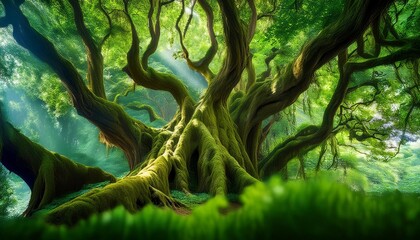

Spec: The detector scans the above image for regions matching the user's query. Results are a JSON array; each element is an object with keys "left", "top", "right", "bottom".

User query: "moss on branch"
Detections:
[
  {"left": 122, "top": 0, "right": 192, "bottom": 107},
  {"left": 0, "top": 119, "right": 115, "bottom": 216},
  {"left": 1, "top": 0, "right": 156, "bottom": 170},
  {"left": 230, "top": 0, "right": 395, "bottom": 177},
  {"left": 175, "top": 0, "right": 218, "bottom": 81},
  {"left": 204, "top": 0, "right": 250, "bottom": 103},
  {"left": 126, "top": 102, "right": 162, "bottom": 122},
  {"left": 260, "top": 41, "right": 420, "bottom": 176}
]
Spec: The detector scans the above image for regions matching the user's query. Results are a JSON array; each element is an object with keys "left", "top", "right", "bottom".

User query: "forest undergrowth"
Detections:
[{"left": 1, "top": 175, "right": 419, "bottom": 239}]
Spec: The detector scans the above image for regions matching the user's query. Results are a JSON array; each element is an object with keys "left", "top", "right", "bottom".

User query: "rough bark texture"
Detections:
[
  {"left": 1, "top": 0, "right": 156, "bottom": 170},
  {"left": 231, "top": 0, "right": 394, "bottom": 167},
  {"left": 2, "top": 0, "right": 416, "bottom": 226}
]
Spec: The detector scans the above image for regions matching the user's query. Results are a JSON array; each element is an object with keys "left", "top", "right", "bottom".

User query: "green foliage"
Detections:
[
  {"left": 170, "top": 190, "right": 210, "bottom": 208},
  {"left": 267, "top": 0, "right": 343, "bottom": 41},
  {"left": 1, "top": 176, "right": 419, "bottom": 239},
  {"left": 0, "top": 166, "right": 15, "bottom": 216},
  {"left": 38, "top": 74, "right": 72, "bottom": 118},
  {"left": 391, "top": 0, "right": 420, "bottom": 38},
  {"left": 21, "top": 0, "right": 86, "bottom": 70},
  {"left": 0, "top": 26, "right": 73, "bottom": 119},
  {"left": 261, "top": 0, "right": 344, "bottom": 62},
  {"left": 0, "top": 0, "right": 419, "bottom": 232},
  {"left": 356, "top": 142, "right": 420, "bottom": 193}
]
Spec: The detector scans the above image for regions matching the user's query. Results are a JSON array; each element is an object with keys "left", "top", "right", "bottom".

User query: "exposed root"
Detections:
[
  {"left": 45, "top": 174, "right": 180, "bottom": 225},
  {"left": 44, "top": 102, "right": 258, "bottom": 225}
]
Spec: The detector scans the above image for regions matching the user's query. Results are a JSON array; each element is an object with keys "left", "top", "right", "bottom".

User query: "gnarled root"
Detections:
[{"left": 44, "top": 102, "right": 258, "bottom": 225}]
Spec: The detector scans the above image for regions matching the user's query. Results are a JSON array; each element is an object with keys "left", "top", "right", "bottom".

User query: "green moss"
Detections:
[
  {"left": 170, "top": 190, "right": 211, "bottom": 208},
  {"left": 1, "top": 176, "right": 420, "bottom": 239},
  {"left": 32, "top": 181, "right": 111, "bottom": 217},
  {"left": 1, "top": 121, "right": 116, "bottom": 216}
]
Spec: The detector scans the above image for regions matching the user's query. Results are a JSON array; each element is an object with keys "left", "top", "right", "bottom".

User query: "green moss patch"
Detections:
[{"left": 1, "top": 176, "right": 419, "bottom": 239}]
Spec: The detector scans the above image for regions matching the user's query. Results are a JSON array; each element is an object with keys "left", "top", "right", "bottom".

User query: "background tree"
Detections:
[
  {"left": 0, "top": 165, "right": 15, "bottom": 216},
  {"left": 0, "top": 0, "right": 418, "bottom": 225}
]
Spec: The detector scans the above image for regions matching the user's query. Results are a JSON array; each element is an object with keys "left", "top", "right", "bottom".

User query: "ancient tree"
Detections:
[{"left": 0, "top": 0, "right": 419, "bottom": 224}]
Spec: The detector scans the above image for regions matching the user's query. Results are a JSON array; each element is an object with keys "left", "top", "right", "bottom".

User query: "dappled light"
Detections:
[{"left": 0, "top": 0, "right": 419, "bottom": 238}]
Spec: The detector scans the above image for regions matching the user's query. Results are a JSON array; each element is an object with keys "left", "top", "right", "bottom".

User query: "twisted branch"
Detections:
[
  {"left": 175, "top": 0, "right": 218, "bottom": 81},
  {"left": 122, "top": 0, "right": 191, "bottom": 107}
]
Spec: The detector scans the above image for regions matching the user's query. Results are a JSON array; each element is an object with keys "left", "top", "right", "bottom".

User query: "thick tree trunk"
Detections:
[
  {"left": 0, "top": 0, "right": 405, "bottom": 227},
  {"left": 44, "top": 99, "right": 257, "bottom": 225}
]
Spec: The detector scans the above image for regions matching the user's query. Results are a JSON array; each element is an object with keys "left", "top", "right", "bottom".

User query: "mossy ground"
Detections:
[{"left": 1, "top": 175, "right": 419, "bottom": 239}]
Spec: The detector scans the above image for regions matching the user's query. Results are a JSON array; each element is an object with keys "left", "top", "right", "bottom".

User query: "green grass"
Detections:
[{"left": 1, "top": 176, "right": 419, "bottom": 239}]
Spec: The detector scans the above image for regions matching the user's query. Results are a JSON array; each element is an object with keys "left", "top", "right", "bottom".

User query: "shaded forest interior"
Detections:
[{"left": 0, "top": 0, "right": 419, "bottom": 237}]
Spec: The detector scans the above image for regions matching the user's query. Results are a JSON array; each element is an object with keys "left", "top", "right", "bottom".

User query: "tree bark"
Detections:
[
  {"left": 232, "top": 0, "right": 394, "bottom": 168},
  {"left": 68, "top": 0, "right": 106, "bottom": 99},
  {"left": 1, "top": 0, "right": 411, "bottom": 227},
  {"left": 0, "top": 112, "right": 115, "bottom": 216},
  {"left": 260, "top": 38, "right": 420, "bottom": 176},
  {"left": 1, "top": 0, "right": 157, "bottom": 170}
]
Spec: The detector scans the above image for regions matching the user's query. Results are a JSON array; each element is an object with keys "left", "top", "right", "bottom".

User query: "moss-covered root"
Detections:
[
  {"left": 43, "top": 111, "right": 258, "bottom": 225},
  {"left": 168, "top": 103, "right": 259, "bottom": 195},
  {"left": 191, "top": 119, "right": 257, "bottom": 194},
  {"left": 45, "top": 169, "right": 181, "bottom": 226},
  {"left": 0, "top": 122, "right": 116, "bottom": 216},
  {"left": 43, "top": 101, "right": 259, "bottom": 225}
]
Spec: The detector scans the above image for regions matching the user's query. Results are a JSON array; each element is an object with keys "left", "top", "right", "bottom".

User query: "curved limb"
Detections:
[
  {"left": 1, "top": 0, "right": 157, "bottom": 170},
  {"left": 113, "top": 83, "right": 136, "bottom": 103},
  {"left": 257, "top": 0, "right": 279, "bottom": 20},
  {"left": 260, "top": 39, "right": 420, "bottom": 176},
  {"left": 68, "top": 0, "right": 106, "bottom": 98},
  {"left": 0, "top": 119, "right": 115, "bottom": 216},
  {"left": 141, "top": 0, "right": 162, "bottom": 68},
  {"left": 98, "top": 0, "right": 113, "bottom": 49},
  {"left": 231, "top": 0, "right": 395, "bottom": 169},
  {"left": 175, "top": 0, "right": 218, "bottom": 81},
  {"left": 183, "top": 0, "right": 196, "bottom": 38},
  {"left": 237, "top": 0, "right": 394, "bottom": 125},
  {"left": 122, "top": 0, "right": 192, "bottom": 107},
  {"left": 258, "top": 48, "right": 284, "bottom": 82},
  {"left": 246, "top": 0, "right": 257, "bottom": 43},
  {"left": 126, "top": 102, "right": 162, "bottom": 122},
  {"left": 204, "top": 0, "right": 250, "bottom": 103}
]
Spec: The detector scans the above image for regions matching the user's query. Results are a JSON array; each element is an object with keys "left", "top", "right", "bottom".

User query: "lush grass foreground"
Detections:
[{"left": 1, "top": 176, "right": 419, "bottom": 239}]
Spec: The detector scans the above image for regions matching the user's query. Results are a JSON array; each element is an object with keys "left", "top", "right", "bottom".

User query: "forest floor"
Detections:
[{"left": 1, "top": 176, "right": 419, "bottom": 239}]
